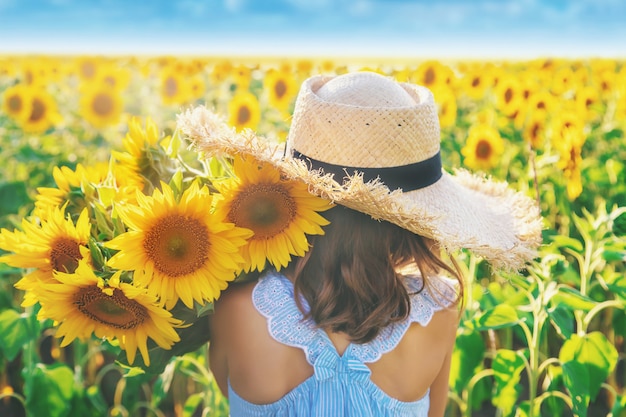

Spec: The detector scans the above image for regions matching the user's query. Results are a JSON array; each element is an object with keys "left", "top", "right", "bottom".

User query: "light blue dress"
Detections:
[{"left": 227, "top": 271, "right": 457, "bottom": 417}]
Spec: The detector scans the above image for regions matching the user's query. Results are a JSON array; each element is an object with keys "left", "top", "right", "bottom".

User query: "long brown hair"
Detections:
[{"left": 288, "top": 205, "right": 463, "bottom": 344}]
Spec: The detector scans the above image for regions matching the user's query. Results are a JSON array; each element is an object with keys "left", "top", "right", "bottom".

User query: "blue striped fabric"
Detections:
[{"left": 226, "top": 271, "right": 456, "bottom": 416}]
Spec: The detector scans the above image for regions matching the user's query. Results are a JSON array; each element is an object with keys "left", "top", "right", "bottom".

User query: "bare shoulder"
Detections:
[
  {"left": 422, "top": 304, "right": 460, "bottom": 349},
  {"left": 210, "top": 280, "right": 258, "bottom": 327}
]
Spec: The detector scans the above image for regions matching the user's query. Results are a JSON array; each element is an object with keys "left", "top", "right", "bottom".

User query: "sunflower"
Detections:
[
  {"left": 527, "top": 90, "right": 555, "bottom": 121},
  {"left": 414, "top": 60, "right": 454, "bottom": 89},
  {"left": 75, "top": 56, "right": 101, "bottom": 83},
  {"left": 159, "top": 68, "right": 190, "bottom": 105},
  {"left": 1, "top": 207, "right": 92, "bottom": 306},
  {"left": 461, "top": 66, "right": 493, "bottom": 100},
  {"left": 232, "top": 64, "right": 252, "bottom": 91},
  {"left": 549, "top": 110, "right": 586, "bottom": 151},
  {"left": 461, "top": 124, "right": 505, "bottom": 171},
  {"left": 80, "top": 85, "right": 124, "bottom": 128},
  {"left": 523, "top": 115, "right": 547, "bottom": 150},
  {"left": 96, "top": 63, "right": 131, "bottom": 92},
  {"left": 228, "top": 91, "right": 261, "bottom": 132},
  {"left": 37, "top": 261, "right": 181, "bottom": 366},
  {"left": 1, "top": 83, "right": 32, "bottom": 122},
  {"left": 105, "top": 181, "right": 253, "bottom": 310},
  {"left": 214, "top": 156, "right": 332, "bottom": 272},
  {"left": 210, "top": 60, "right": 233, "bottom": 84},
  {"left": 264, "top": 69, "right": 298, "bottom": 113},
  {"left": 556, "top": 127, "right": 586, "bottom": 201},
  {"left": 494, "top": 75, "right": 524, "bottom": 118},
  {"left": 188, "top": 75, "right": 206, "bottom": 101},
  {"left": 295, "top": 59, "right": 313, "bottom": 80},
  {"left": 19, "top": 58, "right": 50, "bottom": 87},
  {"left": 550, "top": 65, "right": 575, "bottom": 96},
  {"left": 111, "top": 116, "right": 169, "bottom": 192},
  {"left": 20, "top": 89, "right": 62, "bottom": 134},
  {"left": 431, "top": 86, "right": 457, "bottom": 129},
  {"left": 34, "top": 164, "right": 98, "bottom": 217},
  {"left": 575, "top": 85, "right": 602, "bottom": 122}
]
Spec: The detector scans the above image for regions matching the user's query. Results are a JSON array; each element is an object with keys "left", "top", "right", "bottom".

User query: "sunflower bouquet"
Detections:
[{"left": 0, "top": 114, "right": 331, "bottom": 373}]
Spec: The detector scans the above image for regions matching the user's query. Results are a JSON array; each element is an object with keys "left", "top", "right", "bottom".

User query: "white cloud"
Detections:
[
  {"left": 177, "top": 0, "right": 211, "bottom": 16},
  {"left": 224, "top": 0, "right": 245, "bottom": 13}
]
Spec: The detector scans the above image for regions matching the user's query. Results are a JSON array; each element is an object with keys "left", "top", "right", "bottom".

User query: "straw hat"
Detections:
[{"left": 178, "top": 71, "right": 543, "bottom": 270}]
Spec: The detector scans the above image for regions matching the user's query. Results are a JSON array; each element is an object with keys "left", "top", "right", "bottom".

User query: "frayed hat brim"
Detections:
[{"left": 177, "top": 105, "right": 543, "bottom": 270}]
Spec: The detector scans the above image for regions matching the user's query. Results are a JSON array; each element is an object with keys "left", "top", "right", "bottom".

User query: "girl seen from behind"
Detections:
[{"left": 180, "top": 71, "right": 543, "bottom": 416}]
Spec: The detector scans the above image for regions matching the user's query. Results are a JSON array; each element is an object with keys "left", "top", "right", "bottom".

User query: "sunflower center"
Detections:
[
  {"left": 143, "top": 214, "right": 209, "bottom": 277},
  {"left": 8, "top": 95, "right": 22, "bottom": 112},
  {"left": 424, "top": 67, "right": 436, "bottom": 85},
  {"left": 471, "top": 77, "right": 481, "bottom": 88},
  {"left": 274, "top": 80, "right": 287, "bottom": 99},
  {"left": 165, "top": 76, "right": 178, "bottom": 97},
  {"left": 530, "top": 123, "right": 540, "bottom": 140},
  {"left": 475, "top": 140, "right": 493, "bottom": 160},
  {"left": 50, "top": 237, "right": 82, "bottom": 273},
  {"left": 229, "top": 183, "right": 296, "bottom": 239},
  {"left": 74, "top": 286, "right": 148, "bottom": 329},
  {"left": 504, "top": 88, "right": 513, "bottom": 103},
  {"left": 29, "top": 98, "right": 46, "bottom": 122},
  {"left": 81, "top": 62, "right": 96, "bottom": 79},
  {"left": 237, "top": 105, "right": 251, "bottom": 125},
  {"left": 92, "top": 93, "right": 114, "bottom": 116}
]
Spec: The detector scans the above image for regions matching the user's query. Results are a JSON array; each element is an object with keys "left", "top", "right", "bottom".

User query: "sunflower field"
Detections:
[{"left": 1, "top": 54, "right": 626, "bottom": 417}]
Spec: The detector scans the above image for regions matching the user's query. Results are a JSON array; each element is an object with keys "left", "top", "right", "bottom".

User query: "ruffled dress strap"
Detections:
[
  {"left": 252, "top": 270, "right": 329, "bottom": 366},
  {"left": 350, "top": 274, "right": 458, "bottom": 363},
  {"left": 252, "top": 271, "right": 458, "bottom": 364}
]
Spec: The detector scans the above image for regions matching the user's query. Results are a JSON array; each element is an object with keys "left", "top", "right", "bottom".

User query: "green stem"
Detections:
[
  {"left": 583, "top": 300, "right": 624, "bottom": 333},
  {"left": 446, "top": 391, "right": 465, "bottom": 416},
  {"left": 464, "top": 368, "right": 494, "bottom": 417},
  {"left": 533, "top": 390, "right": 574, "bottom": 415},
  {"left": 537, "top": 357, "right": 560, "bottom": 379},
  {"left": 132, "top": 402, "right": 167, "bottom": 417}
]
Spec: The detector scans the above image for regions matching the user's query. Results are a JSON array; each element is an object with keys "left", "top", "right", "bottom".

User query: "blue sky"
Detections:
[{"left": 0, "top": 0, "right": 624, "bottom": 58}]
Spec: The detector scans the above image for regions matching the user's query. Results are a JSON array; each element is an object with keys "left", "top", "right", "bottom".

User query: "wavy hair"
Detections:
[{"left": 288, "top": 205, "right": 463, "bottom": 344}]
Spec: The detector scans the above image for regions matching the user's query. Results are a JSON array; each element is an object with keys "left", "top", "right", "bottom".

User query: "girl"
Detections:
[{"left": 181, "top": 71, "right": 542, "bottom": 416}]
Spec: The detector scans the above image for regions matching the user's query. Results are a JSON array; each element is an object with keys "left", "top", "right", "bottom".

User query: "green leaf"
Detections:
[
  {"left": 183, "top": 392, "right": 204, "bottom": 417},
  {"left": 550, "top": 235, "right": 583, "bottom": 253},
  {"left": 117, "top": 362, "right": 146, "bottom": 377},
  {"left": 88, "top": 238, "right": 106, "bottom": 270},
  {"left": 514, "top": 400, "right": 530, "bottom": 417},
  {"left": 559, "top": 332, "right": 618, "bottom": 401},
  {"left": 25, "top": 363, "right": 76, "bottom": 417},
  {"left": 471, "top": 304, "right": 520, "bottom": 331},
  {"left": 602, "top": 249, "right": 626, "bottom": 262},
  {"left": 0, "top": 308, "right": 37, "bottom": 361},
  {"left": 606, "top": 275, "right": 626, "bottom": 300},
  {"left": 551, "top": 286, "right": 597, "bottom": 312},
  {"left": 117, "top": 316, "right": 211, "bottom": 375},
  {"left": 166, "top": 129, "right": 182, "bottom": 159},
  {"left": 168, "top": 170, "right": 184, "bottom": 200},
  {"left": 491, "top": 349, "right": 525, "bottom": 417},
  {"left": 0, "top": 181, "right": 30, "bottom": 215},
  {"left": 195, "top": 301, "right": 214, "bottom": 318},
  {"left": 561, "top": 360, "right": 590, "bottom": 417},
  {"left": 548, "top": 306, "right": 574, "bottom": 339},
  {"left": 450, "top": 328, "right": 485, "bottom": 393},
  {"left": 610, "top": 394, "right": 626, "bottom": 417}
]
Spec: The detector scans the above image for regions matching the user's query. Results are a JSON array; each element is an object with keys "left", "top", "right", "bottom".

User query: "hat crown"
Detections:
[
  {"left": 316, "top": 72, "right": 416, "bottom": 108},
  {"left": 287, "top": 72, "right": 441, "bottom": 169}
]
